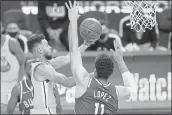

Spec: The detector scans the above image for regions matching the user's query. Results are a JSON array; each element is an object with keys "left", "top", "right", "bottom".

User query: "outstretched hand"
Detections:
[
  {"left": 110, "top": 38, "right": 123, "bottom": 62},
  {"left": 65, "top": 1, "right": 80, "bottom": 21}
]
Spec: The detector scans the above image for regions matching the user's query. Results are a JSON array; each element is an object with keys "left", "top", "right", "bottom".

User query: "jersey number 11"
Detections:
[{"left": 94, "top": 103, "right": 104, "bottom": 115}]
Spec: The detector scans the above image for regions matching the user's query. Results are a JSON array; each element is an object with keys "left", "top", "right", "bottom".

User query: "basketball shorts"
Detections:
[{"left": 1, "top": 81, "right": 17, "bottom": 104}]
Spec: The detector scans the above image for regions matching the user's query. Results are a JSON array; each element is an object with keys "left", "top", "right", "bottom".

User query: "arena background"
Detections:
[
  {"left": 1, "top": 0, "right": 171, "bottom": 114},
  {"left": 1, "top": 1, "right": 171, "bottom": 34}
]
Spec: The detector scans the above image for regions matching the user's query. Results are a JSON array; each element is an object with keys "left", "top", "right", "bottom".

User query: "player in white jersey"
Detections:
[
  {"left": 1, "top": 22, "right": 25, "bottom": 113},
  {"left": 26, "top": 33, "right": 93, "bottom": 114}
]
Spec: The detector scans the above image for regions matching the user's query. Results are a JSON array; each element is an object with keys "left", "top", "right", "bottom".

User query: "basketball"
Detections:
[{"left": 79, "top": 18, "right": 102, "bottom": 42}]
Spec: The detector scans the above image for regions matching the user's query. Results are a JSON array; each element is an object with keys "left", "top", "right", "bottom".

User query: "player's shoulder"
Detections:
[
  {"left": 33, "top": 61, "right": 53, "bottom": 75},
  {"left": 106, "top": 83, "right": 117, "bottom": 92},
  {"left": 30, "top": 59, "right": 45, "bottom": 67},
  {"left": 30, "top": 60, "right": 47, "bottom": 77},
  {"left": 26, "top": 58, "right": 38, "bottom": 65},
  {"left": 34, "top": 61, "right": 49, "bottom": 68}
]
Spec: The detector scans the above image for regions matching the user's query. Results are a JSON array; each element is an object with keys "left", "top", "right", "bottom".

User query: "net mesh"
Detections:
[{"left": 125, "top": 0, "right": 158, "bottom": 32}]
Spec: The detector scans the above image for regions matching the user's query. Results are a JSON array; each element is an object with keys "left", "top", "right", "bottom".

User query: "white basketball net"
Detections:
[{"left": 125, "top": 0, "right": 158, "bottom": 32}]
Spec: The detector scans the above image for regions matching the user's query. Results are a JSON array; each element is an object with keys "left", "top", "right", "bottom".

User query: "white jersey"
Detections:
[
  {"left": 1, "top": 35, "right": 20, "bottom": 104},
  {"left": 1, "top": 35, "right": 20, "bottom": 82},
  {"left": 31, "top": 62, "right": 56, "bottom": 113}
]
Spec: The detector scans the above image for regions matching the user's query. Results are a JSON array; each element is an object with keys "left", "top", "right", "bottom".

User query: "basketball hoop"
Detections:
[{"left": 125, "top": 0, "right": 158, "bottom": 32}]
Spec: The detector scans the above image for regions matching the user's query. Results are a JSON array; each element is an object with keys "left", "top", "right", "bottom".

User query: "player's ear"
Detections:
[{"left": 37, "top": 47, "right": 43, "bottom": 54}]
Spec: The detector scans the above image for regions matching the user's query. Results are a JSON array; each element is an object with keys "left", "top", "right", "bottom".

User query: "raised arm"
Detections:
[
  {"left": 9, "top": 39, "right": 25, "bottom": 82},
  {"left": 65, "top": 1, "right": 89, "bottom": 88},
  {"left": 7, "top": 84, "right": 20, "bottom": 114},
  {"left": 110, "top": 39, "right": 137, "bottom": 101},
  {"left": 34, "top": 64, "right": 75, "bottom": 87}
]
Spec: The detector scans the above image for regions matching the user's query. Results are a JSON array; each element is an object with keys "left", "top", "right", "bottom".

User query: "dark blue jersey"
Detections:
[{"left": 19, "top": 78, "right": 34, "bottom": 114}]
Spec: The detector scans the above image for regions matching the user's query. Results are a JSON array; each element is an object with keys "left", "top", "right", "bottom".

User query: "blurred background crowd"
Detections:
[{"left": 1, "top": 0, "right": 171, "bottom": 53}]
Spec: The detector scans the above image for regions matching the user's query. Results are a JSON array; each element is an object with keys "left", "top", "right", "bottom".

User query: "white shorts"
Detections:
[
  {"left": 31, "top": 108, "right": 56, "bottom": 114},
  {"left": 1, "top": 81, "right": 17, "bottom": 104}
]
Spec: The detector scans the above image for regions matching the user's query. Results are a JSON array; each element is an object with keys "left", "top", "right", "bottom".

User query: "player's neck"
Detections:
[
  {"left": 98, "top": 79, "right": 109, "bottom": 85},
  {"left": 95, "top": 76, "right": 109, "bottom": 85},
  {"left": 34, "top": 54, "right": 48, "bottom": 63}
]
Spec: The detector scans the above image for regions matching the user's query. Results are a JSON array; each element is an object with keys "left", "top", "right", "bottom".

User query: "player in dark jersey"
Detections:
[
  {"left": 65, "top": 1, "right": 137, "bottom": 114},
  {"left": 7, "top": 59, "right": 34, "bottom": 114}
]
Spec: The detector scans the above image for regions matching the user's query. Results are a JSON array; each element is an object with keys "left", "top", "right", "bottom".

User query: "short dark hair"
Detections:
[
  {"left": 95, "top": 53, "right": 114, "bottom": 80},
  {"left": 27, "top": 34, "right": 45, "bottom": 52}
]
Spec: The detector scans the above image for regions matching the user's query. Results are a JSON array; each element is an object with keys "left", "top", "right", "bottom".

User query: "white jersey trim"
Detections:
[
  {"left": 87, "top": 78, "right": 92, "bottom": 88},
  {"left": 41, "top": 81, "right": 49, "bottom": 108},
  {"left": 31, "top": 62, "right": 43, "bottom": 79},
  {"left": 24, "top": 77, "right": 33, "bottom": 92},
  {"left": 19, "top": 81, "right": 23, "bottom": 104},
  {"left": 31, "top": 62, "right": 55, "bottom": 109},
  {"left": 94, "top": 78, "right": 111, "bottom": 87}
]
